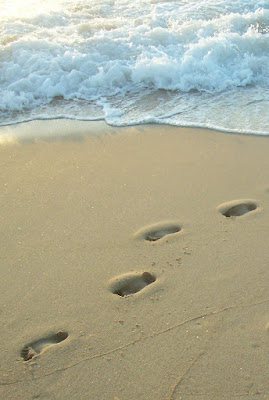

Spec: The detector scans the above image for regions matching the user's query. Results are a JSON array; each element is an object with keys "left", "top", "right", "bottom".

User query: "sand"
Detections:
[{"left": 0, "top": 121, "right": 268, "bottom": 400}]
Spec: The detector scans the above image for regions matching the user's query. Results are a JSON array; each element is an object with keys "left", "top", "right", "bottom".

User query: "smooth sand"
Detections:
[{"left": 0, "top": 121, "right": 268, "bottom": 400}]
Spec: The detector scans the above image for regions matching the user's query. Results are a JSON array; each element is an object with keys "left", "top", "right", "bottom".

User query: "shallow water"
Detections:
[{"left": 1, "top": 0, "right": 269, "bottom": 134}]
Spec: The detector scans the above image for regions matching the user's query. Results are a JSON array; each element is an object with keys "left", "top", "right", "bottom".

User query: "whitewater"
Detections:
[{"left": 1, "top": 0, "right": 269, "bottom": 134}]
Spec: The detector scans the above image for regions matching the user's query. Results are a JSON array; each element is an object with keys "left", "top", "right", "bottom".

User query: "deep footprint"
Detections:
[
  {"left": 135, "top": 222, "right": 181, "bottom": 242},
  {"left": 109, "top": 272, "right": 156, "bottom": 297},
  {"left": 218, "top": 200, "right": 258, "bottom": 217},
  {"left": 21, "top": 330, "right": 68, "bottom": 361}
]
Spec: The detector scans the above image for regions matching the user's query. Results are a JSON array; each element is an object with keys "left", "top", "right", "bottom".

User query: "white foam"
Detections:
[{"left": 0, "top": 0, "right": 269, "bottom": 134}]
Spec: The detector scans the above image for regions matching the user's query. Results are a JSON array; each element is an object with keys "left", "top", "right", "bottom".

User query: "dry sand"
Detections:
[{"left": 0, "top": 121, "right": 268, "bottom": 400}]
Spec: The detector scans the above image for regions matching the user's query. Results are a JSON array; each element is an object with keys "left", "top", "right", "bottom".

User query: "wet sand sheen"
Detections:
[{"left": 0, "top": 121, "right": 268, "bottom": 400}]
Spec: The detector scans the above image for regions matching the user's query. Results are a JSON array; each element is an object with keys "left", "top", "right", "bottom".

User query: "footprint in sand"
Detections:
[
  {"left": 109, "top": 272, "right": 156, "bottom": 297},
  {"left": 21, "top": 330, "right": 68, "bottom": 361},
  {"left": 135, "top": 221, "right": 182, "bottom": 242},
  {"left": 218, "top": 199, "right": 258, "bottom": 218}
]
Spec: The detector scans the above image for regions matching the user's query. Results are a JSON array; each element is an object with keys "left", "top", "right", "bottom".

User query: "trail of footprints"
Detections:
[{"left": 20, "top": 199, "right": 261, "bottom": 361}]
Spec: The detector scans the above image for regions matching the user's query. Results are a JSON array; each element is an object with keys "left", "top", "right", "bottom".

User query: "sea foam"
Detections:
[{"left": 0, "top": 0, "right": 269, "bottom": 134}]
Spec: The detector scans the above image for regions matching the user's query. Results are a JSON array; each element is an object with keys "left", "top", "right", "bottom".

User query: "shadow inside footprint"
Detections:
[
  {"left": 110, "top": 272, "right": 156, "bottom": 297},
  {"left": 21, "top": 330, "right": 68, "bottom": 361},
  {"left": 135, "top": 222, "right": 181, "bottom": 242},
  {"left": 218, "top": 200, "right": 258, "bottom": 218}
]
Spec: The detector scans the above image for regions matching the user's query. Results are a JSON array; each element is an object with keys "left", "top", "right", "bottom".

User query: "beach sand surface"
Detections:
[{"left": 0, "top": 121, "right": 268, "bottom": 400}]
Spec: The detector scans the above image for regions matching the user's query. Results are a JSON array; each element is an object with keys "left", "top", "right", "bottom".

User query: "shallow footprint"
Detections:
[
  {"left": 218, "top": 199, "right": 258, "bottom": 217},
  {"left": 135, "top": 221, "right": 182, "bottom": 242},
  {"left": 109, "top": 272, "right": 156, "bottom": 297},
  {"left": 21, "top": 330, "right": 68, "bottom": 361}
]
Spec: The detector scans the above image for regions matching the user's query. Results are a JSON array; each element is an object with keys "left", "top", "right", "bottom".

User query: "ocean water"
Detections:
[{"left": 1, "top": 0, "right": 269, "bottom": 135}]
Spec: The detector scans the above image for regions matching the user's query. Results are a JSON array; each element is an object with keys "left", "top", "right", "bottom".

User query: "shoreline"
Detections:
[
  {"left": 1, "top": 121, "right": 269, "bottom": 399},
  {"left": 0, "top": 118, "right": 269, "bottom": 145}
]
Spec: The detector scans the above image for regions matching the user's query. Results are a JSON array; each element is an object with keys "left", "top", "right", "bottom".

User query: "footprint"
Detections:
[
  {"left": 218, "top": 200, "right": 258, "bottom": 218},
  {"left": 135, "top": 222, "right": 182, "bottom": 242},
  {"left": 21, "top": 330, "right": 68, "bottom": 361},
  {"left": 109, "top": 272, "right": 156, "bottom": 297}
]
